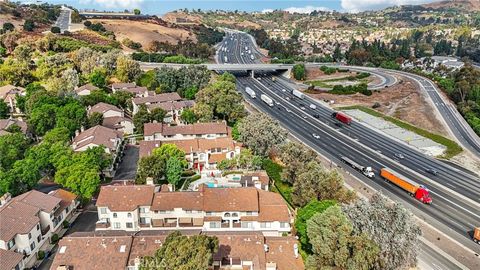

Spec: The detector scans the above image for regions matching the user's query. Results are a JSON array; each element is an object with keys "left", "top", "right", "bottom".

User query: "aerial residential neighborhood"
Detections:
[{"left": 1, "top": 0, "right": 480, "bottom": 270}]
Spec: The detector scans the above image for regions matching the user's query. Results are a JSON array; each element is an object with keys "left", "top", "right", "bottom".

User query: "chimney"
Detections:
[
  {"left": 0, "top": 192, "right": 12, "bottom": 207},
  {"left": 75, "top": 129, "right": 80, "bottom": 137},
  {"left": 80, "top": 126, "right": 85, "bottom": 132}
]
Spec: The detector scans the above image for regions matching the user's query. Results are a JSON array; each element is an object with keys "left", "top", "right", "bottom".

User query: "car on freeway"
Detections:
[
  {"left": 286, "top": 108, "right": 292, "bottom": 113},
  {"left": 313, "top": 114, "right": 320, "bottom": 118},
  {"left": 425, "top": 168, "right": 439, "bottom": 175},
  {"left": 395, "top": 153, "right": 405, "bottom": 159},
  {"left": 312, "top": 133, "right": 320, "bottom": 139},
  {"left": 282, "top": 89, "right": 286, "bottom": 92},
  {"left": 300, "top": 106, "right": 306, "bottom": 110},
  {"left": 285, "top": 97, "right": 290, "bottom": 101},
  {"left": 303, "top": 115, "right": 308, "bottom": 119},
  {"left": 334, "top": 122, "right": 342, "bottom": 127}
]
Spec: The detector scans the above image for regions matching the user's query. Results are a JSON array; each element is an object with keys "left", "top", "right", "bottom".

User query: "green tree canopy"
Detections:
[{"left": 238, "top": 113, "right": 287, "bottom": 156}]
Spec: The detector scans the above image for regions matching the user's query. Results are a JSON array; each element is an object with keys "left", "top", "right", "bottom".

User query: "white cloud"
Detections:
[
  {"left": 284, "top": 5, "right": 331, "bottom": 14},
  {"left": 79, "top": 0, "right": 144, "bottom": 9},
  {"left": 341, "top": 0, "right": 438, "bottom": 13},
  {"left": 262, "top": 9, "right": 274, "bottom": 14}
]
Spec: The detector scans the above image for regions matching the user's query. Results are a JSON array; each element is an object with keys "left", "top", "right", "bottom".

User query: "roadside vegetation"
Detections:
[{"left": 338, "top": 105, "right": 463, "bottom": 158}]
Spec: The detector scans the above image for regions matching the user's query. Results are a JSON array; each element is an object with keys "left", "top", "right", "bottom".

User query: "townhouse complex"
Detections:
[
  {"left": 0, "top": 189, "right": 78, "bottom": 269},
  {"left": 95, "top": 184, "right": 292, "bottom": 236},
  {"left": 50, "top": 231, "right": 304, "bottom": 270}
]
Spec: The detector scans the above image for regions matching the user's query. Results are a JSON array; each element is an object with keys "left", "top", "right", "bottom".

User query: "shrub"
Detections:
[
  {"left": 83, "top": 20, "right": 92, "bottom": 27},
  {"left": 63, "top": 220, "right": 70, "bottom": 228},
  {"left": 292, "top": 64, "right": 306, "bottom": 80},
  {"left": 37, "top": 250, "right": 45, "bottom": 260},
  {"left": 51, "top": 26, "right": 61, "bottom": 33},
  {"left": 320, "top": 65, "right": 337, "bottom": 75},
  {"left": 23, "top": 19, "right": 35, "bottom": 32},
  {"left": 51, "top": 233, "right": 59, "bottom": 244}
]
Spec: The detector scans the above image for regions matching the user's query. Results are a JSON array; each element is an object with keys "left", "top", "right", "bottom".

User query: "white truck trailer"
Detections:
[
  {"left": 261, "top": 94, "right": 274, "bottom": 107},
  {"left": 292, "top": 89, "right": 305, "bottom": 99},
  {"left": 245, "top": 87, "right": 256, "bottom": 98},
  {"left": 341, "top": 156, "right": 374, "bottom": 178}
]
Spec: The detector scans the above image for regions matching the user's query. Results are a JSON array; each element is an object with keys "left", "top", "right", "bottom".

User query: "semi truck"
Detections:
[
  {"left": 261, "top": 94, "right": 274, "bottom": 107},
  {"left": 331, "top": 112, "right": 352, "bottom": 125},
  {"left": 380, "top": 168, "right": 432, "bottom": 204},
  {"left": 341, "top": 156, "right": 374, "bottom": 178},
  {"left": 245, "top": 87, "right": 256, "bottom": 98},
  {"left": 292, "top": 89, "right": 304, "bottom": 99},
  {"left": 474, "top": 227, "right": 480, "bottom": 244}
]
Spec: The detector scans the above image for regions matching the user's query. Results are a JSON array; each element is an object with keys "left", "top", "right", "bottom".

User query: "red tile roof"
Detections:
[
  {"left": 89, "top": 102, "right": 123, "bottom": 115},
  {"left": 0, "top": 249, "right": 23, "bottom": 270},
  {"left": 132, "top": 92, "right": 182, "bottom": 105},
  {"left": 96, "top": 185, "right": 155, "bottom": 211},
  {"left": 72, "top": 125, "right": 123, "bottom": 152},
  {"left": 144, "top": 122, "right": 228, "bottom": 137},
  {"left": 0, "top": 200, "right": 40, "bottom": 241}
]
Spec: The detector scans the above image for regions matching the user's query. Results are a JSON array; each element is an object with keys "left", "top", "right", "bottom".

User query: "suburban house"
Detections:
[
  {"left": 72, "top": 125, "right": 123, "bottom": 154},
  {"left": 0, "top": 189, "right": 78, "bottom": 269},
  {"left": 148, "top": 100, "right": 195, "bottom": 124},
  {"left": 74, "top": 83, "right": 99, "bottom": 96},
  {"left": 95, "top": 184, "right": 292, "bottom": 236},
  {"left": 88, "top": 102, "right": 134, "bottom": 134},
  {"left": 111, "top": 83, "right": 149, "bottom": 97},
  {"left": 131, "top": 92, "right": 183, "bottom": 115},
  {"left": 144, "top": 122, "right": 230, "bottom": 141},
  {"left": 139, "top": 137, "right": 241, "bottom": 170},
  {"left": 0, "top": 118, "right": 28, "bottom": 136},
  {"left": 0, "top": 84, "right": 25, "bottom": 114},
  {"left": 50, "top": 231, "right": 304, "bottom": 270}
]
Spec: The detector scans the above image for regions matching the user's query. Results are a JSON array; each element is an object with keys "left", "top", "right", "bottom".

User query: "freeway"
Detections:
[{"left": 216, "top": 31, "right": 480, "bottom": 257}]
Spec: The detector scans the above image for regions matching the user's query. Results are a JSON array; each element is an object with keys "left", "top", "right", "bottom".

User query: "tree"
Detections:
[
  {"left": 89, "top": 68, "right": 107, "bottom": 88},
  {"left": 306, "top": 205, "right": 379, "bottom": 270},
  {"left": 193, "top": 103, "right": 213, "bottom": 122},
  {"left": 333, "top": 43, "right": 342, "bottom": 62},
  {"left": 0, "top": 133, "right": 29, "bottom": 171},
  {"left": 23, "top": 20, "right": 35, "bottom": 32},
  {"left": 218, "top": 72, "right": 236, "bottom": 83},
  {"left": 29, "top": 104, "right": 58, "bottom": 136},
  {"left": 133, "top": 9, "right": 141, "bottom": 15},
  {"left": 292, "top": 64, "right": 306, "bottom": 80},
  {"left": 2, "top": 22, "right": 14, "bottom": 32},
  {"left": 292, "top": 161, "right": 355, "bottom": 207},
  {"left": 166, "top": 157, "right": 184, "bottom": 189},
  {"left": 13, "top": 44, "right": 32, "bottom": 63},
  {"left": 343, "top": 193, "right": 421, "bottom": 270},
  {"left": 238, "top": 113, "right": 287, "bottom": 156},
  {"left": 87, "top": 112, "right": 103, "bottom": 128},
  {"left": 133, "top": 105, "right": 152, "bottom": 134},
  {"left": 55, "top": 101, "right": 87, "bottom": 136},
  {"left": 0, "top": 101, "right": 9, "bottom": 118},
  {"left": 279, "top": 141, "right": 318, "bottom": 184},
  {"left": 295, "top": 200, "right": 336, "bottom": 253},
  {"left": 150, "top": 108, "right": 166, "bottom": 123},
  {"left": 116, "top": 55, "right": 141, "bottom": 82},
  {"left": 140, "top": 231, "right": 218, "bottom": 270},
  {"left": 136, "top": 155, "right": 166, "bottom": 184},
  {"left": 43, "top": 127, "right": 71, "bottom": 145},
  {"left": 195, "top": 80, "right": 245, "bottom": 123},
  {"left": 51, "top": 26, "right": 61, "bottom": 33},
  {"left": 180, "top": 108, "right": 197, "bottom": 124}
]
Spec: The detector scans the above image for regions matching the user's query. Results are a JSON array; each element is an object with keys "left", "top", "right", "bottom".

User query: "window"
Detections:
[
  {"left": 37, "top": 235, "right": 41, "bottom": 243},
  {"left": 100, "top": 208, "right": 107, "bottom": 214},
  {"left": 185, "top": 210, "right": 192, "bottom": 214},
  {"left": 246, "top": 211, "right": 253, "bottom": 216},
  {"left": 113, "top": 222, "right": 121, "bottom": 229},
  {"left": 241, "top": 222, "right": 253, "bottom": 229},
  {"left": 206, "top": 211, "right": 213, "bottom": 216},
  {"left": 280, "top": 222, "right": 289, "bottom": 228},
  {"left": 37, "top": 224, "right": 40, "bottom": 231},
  {"left": 127, "top": 213, "right": 132, "bottom": 218},
  {"left": 113, "top": 213, "right": 117, "bottom": 218},
  {"left": 260, "top": 222, "right": 271, "bottom": 229},
  {"left": 28, "top": 233, "right": 32, "bottom": 239},
  {"left": 126, "top": 222, "right": 133, "bottom": 229},
  {"left": 30, "top": 242, "right": 35, "bottom": 251},
  {"left": 7, "top": 238, "right": 15, "bottom": 249},
  {"left": 159, "top": 210, "right": 166, "bottom": 214},
  {"left": 209, "top": 222, "right": 220, "bottom": 228},
  {"left": 139, "top": 207, "right": 148, "bottom": 213},
  {"left": 140, "top": 217, "right": 147, "bottom": 224}
]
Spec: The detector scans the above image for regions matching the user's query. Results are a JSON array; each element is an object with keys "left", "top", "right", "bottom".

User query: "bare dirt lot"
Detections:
[
  {"left": 307, "top": 76, "right": 449, "bottom": 137},
  {"left": 91, "top": 19, "right": 195, "bottom": 48},
  {"left": 162, "top": 12, "right": 202, "bottom": 24}
]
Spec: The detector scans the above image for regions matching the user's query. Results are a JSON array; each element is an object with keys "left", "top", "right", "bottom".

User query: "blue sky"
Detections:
[{"left": 24, "top": 0, "right": 441, "bottom": 15}]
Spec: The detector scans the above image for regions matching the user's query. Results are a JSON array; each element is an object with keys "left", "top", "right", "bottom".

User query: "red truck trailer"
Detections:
[
  {"left": 380, "top": 168, "right": 432, "bottom": 204},
  {"left": 474, "top": 227, "right": 480, "bottom": 244},
  {"left": 331, "top": 112, "right": 352, "bottom": 125}
]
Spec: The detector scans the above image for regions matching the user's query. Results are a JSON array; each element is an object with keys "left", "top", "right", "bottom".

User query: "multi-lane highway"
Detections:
[{"left": 216, "top": 31, "right": 480, "bottom": 259}]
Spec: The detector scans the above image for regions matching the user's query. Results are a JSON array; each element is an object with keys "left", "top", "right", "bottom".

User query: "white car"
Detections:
[
  {"left": 286, "top": 108, "right": 292, "bottom": 113},
  {"left": 282, "top": 89, "right": 286, "bottom": 92},
  {"left": 312, "top": 133, "right": 320, "bottom": 139},
  {"left": 300, "top": 106, "right": 306, "bottom": 110},
  {"left": 285, "top": 97, "right": 290, "bottom": 101},
  {"left": 309, "top": 104, "right": 317, "bottom": 109}
]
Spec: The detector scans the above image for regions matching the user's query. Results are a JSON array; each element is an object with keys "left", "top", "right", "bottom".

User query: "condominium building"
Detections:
[{"left": 143, "top": 122, "right": 230, "bottom": 141}]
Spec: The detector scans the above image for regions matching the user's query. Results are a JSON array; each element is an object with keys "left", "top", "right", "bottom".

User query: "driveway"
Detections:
[{"left": 114, "top": 144, "right": 139, "bottom": 180}]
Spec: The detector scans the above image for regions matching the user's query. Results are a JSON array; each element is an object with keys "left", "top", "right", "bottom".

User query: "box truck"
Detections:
[
  {"left": 474, "top": 227, "right": 480, "bottom": 244},
  {"left": 380, "top": 168, "right": 432, "bottom": 204},
  {"left": 292, "top": 89, "right": 304, "bottom": 99},
  {"left": 331, "top": 112, "right": 352, "bottom": 125},
  {"left": 261, "top": 94, "right": 274, "bottom": 107},
  {"left": 245, "top": 87, "right": 256, "bottom": 98}
]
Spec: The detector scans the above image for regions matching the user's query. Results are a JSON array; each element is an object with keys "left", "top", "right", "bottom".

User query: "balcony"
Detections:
[
  {"left": 41, "top": 225, "right": 50, "bottom": 236},
  {"left": 232, "top": 222, "right": 241, "bottom": 228},
  {"left": 221, "top": 222, "right": 230, "bottom": 228},
  {"left": 95, "top": 221, "right": 110, "bottom": 229}
]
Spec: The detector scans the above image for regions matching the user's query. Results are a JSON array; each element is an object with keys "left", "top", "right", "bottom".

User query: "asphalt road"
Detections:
[
  {"left": 113, "top": 145, "right": 139, "bottom": 180},
  {"left": 217, "top": 30, "right": 480, "bottom": 261}
]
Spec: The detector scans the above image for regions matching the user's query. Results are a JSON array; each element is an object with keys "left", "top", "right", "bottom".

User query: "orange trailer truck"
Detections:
[
  {"left": 380, "top": 168, "right": 432, "bottom": 204},
  {"left": 474, "top": 227, "right": 480, "bottom": 244}
]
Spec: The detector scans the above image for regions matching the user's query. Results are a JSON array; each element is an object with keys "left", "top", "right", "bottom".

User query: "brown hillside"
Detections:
[{"left": 422, "top": 0, "right": 480, "bottom": 11}]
